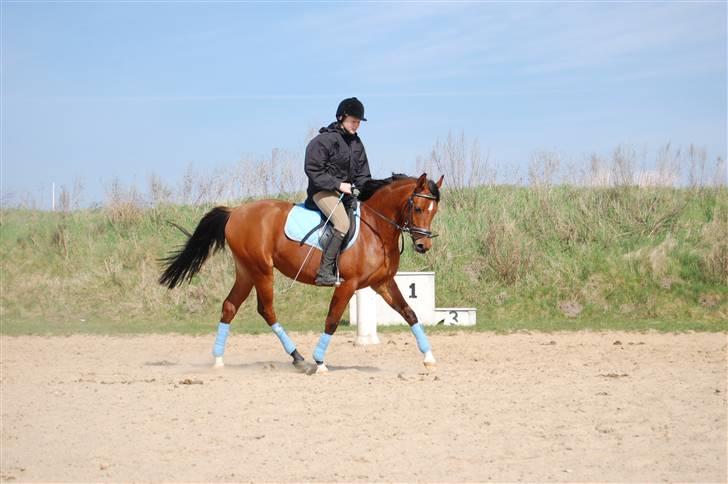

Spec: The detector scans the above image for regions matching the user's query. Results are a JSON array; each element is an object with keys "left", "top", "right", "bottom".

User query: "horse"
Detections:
[{"left": 158, "top": 173, "right": 444, "bottom": 373}]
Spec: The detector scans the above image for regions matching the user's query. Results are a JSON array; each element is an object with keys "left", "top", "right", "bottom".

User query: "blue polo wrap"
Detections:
[
  {"left": 212, "top": 322, "right": 230, "bottom": 357},
  {"left": 271, "top": 322, "right": 296, "bottom": 354},
  {"left": 410, "top": 323, "right": 431, "bottom": 353},
  {"left": 313, "top": 333, "right": 332, "bottom": 362}
]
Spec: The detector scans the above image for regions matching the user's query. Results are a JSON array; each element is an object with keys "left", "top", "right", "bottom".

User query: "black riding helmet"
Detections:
[{"left": 336, "top": 97, "right": 367, "bottom": 122}]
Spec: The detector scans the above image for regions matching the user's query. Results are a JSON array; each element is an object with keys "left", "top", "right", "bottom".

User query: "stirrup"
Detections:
[{"left": 315, "top": 273, "right": 344, "bottom": 286}]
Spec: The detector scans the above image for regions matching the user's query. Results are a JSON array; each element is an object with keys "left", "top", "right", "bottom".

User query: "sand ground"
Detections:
[{"left": 1, "top": 331, "right": 726, "bottom": 483}]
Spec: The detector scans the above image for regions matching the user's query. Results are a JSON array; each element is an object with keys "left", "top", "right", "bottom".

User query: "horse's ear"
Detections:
[
  {"left": 436, "top": 175, "right": 444, "bottom": 188},
  {"left": 416, "top": 173, "right": 427, "bottom": 190}
]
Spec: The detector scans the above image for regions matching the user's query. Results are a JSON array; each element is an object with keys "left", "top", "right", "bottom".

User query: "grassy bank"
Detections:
[{"left": 1, "top": 184, "right": 726, "bottom": 335}]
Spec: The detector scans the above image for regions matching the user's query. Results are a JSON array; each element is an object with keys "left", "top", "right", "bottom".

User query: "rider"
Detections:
[{"left": 304, "top": 97, "right": 372, "bottom": 286}]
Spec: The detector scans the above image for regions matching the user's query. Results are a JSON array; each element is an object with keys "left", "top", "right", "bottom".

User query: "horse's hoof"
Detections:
[
  {"left": 213, "top": 356, "right": 224, "bottom": 368},
  {"left": 316, "top": 363, "right": 329, "bottom": 374},
  {"left": 293, "top": 359, "right": 308, "bottom": 372},
  {"left": 423, "top": 351, "right": 436, "bottom": 371}
]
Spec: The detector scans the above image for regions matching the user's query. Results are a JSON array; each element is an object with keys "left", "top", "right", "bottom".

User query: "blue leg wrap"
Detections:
[
  {"left": 410, "top": 323, "right": 431, "bottom": 353},
  {"left": 212, "top": 322, "right": 230, "bottom": 357},
  {"left": 313, "top": 333, "right": 332, "bottom": 363},
  {"left": 271, "top": 322, "right": 296, "bottom": 354}
]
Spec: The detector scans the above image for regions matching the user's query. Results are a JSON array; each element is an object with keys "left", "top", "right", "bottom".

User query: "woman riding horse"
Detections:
[
  {"left": 159, "top": 99, "right": 443, "bottom": 373},
  {"left": 305, "top": 97, "right": 371, "bottom": 286}
]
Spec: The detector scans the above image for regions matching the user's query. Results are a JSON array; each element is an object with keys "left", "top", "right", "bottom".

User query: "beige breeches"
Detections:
[{"left": 313, "top": 191, "right": 350, "bottom": 234}]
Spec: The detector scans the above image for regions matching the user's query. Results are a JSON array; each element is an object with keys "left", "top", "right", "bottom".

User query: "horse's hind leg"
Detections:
[
  {"left": 254, "top": 270, "right": 306, "bottom": 369},
  {"left": 212, "top": 263, "right": 253, "bottom": 367}
]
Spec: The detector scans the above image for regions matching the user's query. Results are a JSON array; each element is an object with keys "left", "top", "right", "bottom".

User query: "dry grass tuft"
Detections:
[
  {"left": 699, "top": 207, "right": 728, "bottom": 285},
  {"left": 476, "top": 217, "right": 536, "bottom": 286},
  {"left": 105, "top": 179, "right": 145, "bottom": 227},
  {"left": 558, "top": 300, "right": 584, "bottom": 318},
  {"left": 648, "top": 236, "right": 678, "bottom": 277},
  {"left": 51, "top": 224, "right": 70, "bottom": 259}
]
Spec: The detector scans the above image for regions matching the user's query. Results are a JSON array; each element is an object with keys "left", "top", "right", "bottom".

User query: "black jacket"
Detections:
[{"left": 304, "top": 122, "right": 372, "bottom": 210}]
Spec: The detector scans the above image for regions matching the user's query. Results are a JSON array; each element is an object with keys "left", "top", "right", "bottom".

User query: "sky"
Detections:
[{"left": 2, "top": 1, "right": 726, "bottom": 207}]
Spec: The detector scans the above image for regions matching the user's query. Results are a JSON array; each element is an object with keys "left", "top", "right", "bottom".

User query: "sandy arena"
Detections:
[{"left": 1, "top": 331, "right": 726, "bottom": 482}]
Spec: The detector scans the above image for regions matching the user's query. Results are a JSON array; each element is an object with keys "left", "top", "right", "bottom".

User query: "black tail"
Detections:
[{"left": 158, "top": 206, "right": 231, "bottom": 289}]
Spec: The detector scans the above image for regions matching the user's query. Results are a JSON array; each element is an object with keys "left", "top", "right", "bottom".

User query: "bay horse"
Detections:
[{"left": 159, "top": 173, "right": 444, "bottom": 373}]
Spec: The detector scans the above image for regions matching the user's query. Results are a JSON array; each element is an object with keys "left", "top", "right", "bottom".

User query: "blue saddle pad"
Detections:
[{"left": 284, "top": 202, "right": 360, "bottom": 251}]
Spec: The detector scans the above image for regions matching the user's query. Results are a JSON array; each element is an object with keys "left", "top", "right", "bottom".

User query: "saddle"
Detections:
[{"left": 284, "top": 201, "right": 360, "bottom": 252}]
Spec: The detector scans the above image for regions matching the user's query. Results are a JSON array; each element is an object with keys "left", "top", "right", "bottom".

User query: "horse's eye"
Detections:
[{"left": 415, "top": 207, "right": 423, "bottom": 213}]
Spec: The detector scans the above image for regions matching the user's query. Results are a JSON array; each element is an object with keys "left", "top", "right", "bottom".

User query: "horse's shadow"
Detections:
[
  {"left": 152, "top": 360, "right": 381, "bottom": 375},
  {"left": 224, "top": 361, "right": 382, "bottom": 375},
  {"left": 321, "top": 364, "right": 381, "bottom": 373}
]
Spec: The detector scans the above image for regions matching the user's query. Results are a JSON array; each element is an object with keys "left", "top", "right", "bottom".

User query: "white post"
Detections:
[{"left": 354, "top": 288, "right": 380, "bottom": 345}]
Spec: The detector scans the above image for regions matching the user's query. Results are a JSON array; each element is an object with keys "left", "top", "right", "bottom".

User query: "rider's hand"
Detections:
[{"left": 338, "top": 182, "right": 352, "bottom": 195}]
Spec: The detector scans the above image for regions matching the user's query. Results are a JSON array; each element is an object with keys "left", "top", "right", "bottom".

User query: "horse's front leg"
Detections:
[
  {"left": 312, "top": 280, "right": 357, "bottom": 373},
  {"left": 372, "top": 278, "right": 436, "bottom": 370}
]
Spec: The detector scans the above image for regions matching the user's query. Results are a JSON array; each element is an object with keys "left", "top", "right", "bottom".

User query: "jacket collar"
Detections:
[{"left": 320, "top": 121, "right": 358, "bottom": 142}]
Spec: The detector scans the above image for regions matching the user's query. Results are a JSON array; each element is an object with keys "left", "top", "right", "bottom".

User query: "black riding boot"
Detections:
[{"left": 315, "top": 230, "right": 346, "bottom": 286}]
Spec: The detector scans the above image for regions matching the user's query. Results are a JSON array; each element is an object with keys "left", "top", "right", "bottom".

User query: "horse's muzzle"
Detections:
[{"left": 414, "top": 241, "right": 429, "bottom": 254}]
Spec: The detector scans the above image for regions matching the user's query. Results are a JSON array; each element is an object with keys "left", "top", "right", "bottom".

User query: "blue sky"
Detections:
[{"left": 2, "top": 1, "right": 726, "bottom": 207}]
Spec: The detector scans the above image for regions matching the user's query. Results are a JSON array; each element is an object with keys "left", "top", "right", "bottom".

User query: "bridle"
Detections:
[{"left": 356, "top": 189, "right": 439, "bottom": 254}]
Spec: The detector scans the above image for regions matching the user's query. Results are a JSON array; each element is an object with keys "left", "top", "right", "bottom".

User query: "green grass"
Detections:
[{"left": 1, "top": 185, "right": 726, "bottom": 335}]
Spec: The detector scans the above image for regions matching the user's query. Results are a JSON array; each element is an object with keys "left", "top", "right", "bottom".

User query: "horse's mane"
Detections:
[{"left": 358, "top": 173, "right": 440, "bottom": 202}]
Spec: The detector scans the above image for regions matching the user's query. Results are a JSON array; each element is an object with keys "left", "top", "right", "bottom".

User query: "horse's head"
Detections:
[{"left": 406, "top": 173, "right": 444, "bottom": 254}]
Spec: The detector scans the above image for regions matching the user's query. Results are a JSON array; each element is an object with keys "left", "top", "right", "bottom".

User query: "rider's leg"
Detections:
[{"left": 312, "top": 191, "right": 350, "bottom": 286}]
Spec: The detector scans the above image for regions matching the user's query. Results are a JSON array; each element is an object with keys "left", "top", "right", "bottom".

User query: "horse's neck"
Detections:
[{"left": 363, "top": 182, "right": 413, "bottom": 225}]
